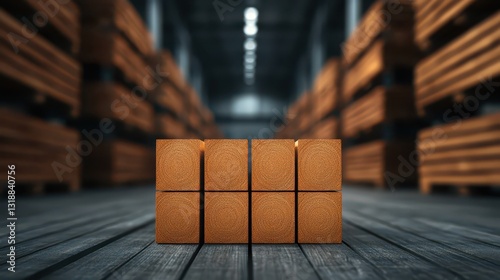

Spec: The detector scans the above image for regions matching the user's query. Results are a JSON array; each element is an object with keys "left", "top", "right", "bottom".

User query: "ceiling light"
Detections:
[
  {"left": 244, "top": 39, "right": 257, "bottom": 51},
  {"left": 245, "top": 58, "right": 256, "bottom": 65},
  {"left": 244, "top": 7, "right": 259, "bottom": 21},
  {"left": 244, "top": 24, "right": 258, "bottom": 36},
  {"left": 244, "top": 63, "right": 255, "bottom": 70}
]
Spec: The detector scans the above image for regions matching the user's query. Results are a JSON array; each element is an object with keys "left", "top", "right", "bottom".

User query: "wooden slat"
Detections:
[
  {"left": 184, "top": 245, "right": 248, "bottom": 280},
  {"left": 82, "top": 82, "right": 154, "bottom": 134},
  {"left": 79, "top": 0, "right": 153, "bottom": 57},
  {"left": 415, "top": 12, "right": 500, "bottom": 112},
  {"left": 252, "top": 245, "right": 319, "bottom": 279},
  {"left": 344, "top": 211, "right": 500, "bottom": 277},
  {"left": 342, "top": 86, "right": 416, "bottom": 138}
]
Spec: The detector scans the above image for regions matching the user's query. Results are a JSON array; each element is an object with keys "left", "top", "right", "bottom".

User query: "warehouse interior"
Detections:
[{"left": 1, "top": 0, "right": 500, "bottom": 278}]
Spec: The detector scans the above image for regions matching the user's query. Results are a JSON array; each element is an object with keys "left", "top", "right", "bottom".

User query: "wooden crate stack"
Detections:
[
  {"left": 0, "top": 2, "right": 81, "bottom": 193},
  {"left": 341, "top": 0, "right": 420, "bottom": 188},
  {"left": 78, "top": 0, "right": 155, "bottom": 186},
  {"left": 276, "top": 58, "right": 341, "bottom": 139},
  {"left": 156, "top": 139, "right": 342, "bottom": 244},
  {"left": 151, "top": 51, "right": 222, "bottom": 140},
  {"left": 414, "top": 1, "right": 500, "bottom": 194}
]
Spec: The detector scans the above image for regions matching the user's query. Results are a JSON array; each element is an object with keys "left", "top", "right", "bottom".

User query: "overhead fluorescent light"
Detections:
[
  {"left": 244, "top": 7, "right": 259, "bottom": 21},
  {"left": 244, "top": 24, "right": 258, "bottom": 36},
  {"left": 244, "top": 39, "right": 257, "bottom": 51}
]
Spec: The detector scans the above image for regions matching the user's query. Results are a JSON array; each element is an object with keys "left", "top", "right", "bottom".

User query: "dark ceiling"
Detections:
[
  {"left": 172, "top": 0, "right": 346, "bottom": 103},
  {"left": 131, "top": 0, "right": 347, "bottom": 137}
]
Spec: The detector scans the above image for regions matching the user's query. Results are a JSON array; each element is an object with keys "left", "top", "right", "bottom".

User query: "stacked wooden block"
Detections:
[
  {"left": 342, "top": 0, "right": 419, "bottom": 188},
  {"left": 276, "top": 58, "right": 341, "bottom": 139},
  {"left": 151, "top": 52, "right": 222, "bottom": 140},
  {"left": 0, "top": 1, "right": 81, "bottom": 193},
  {"left": 413, "top": 1, "right": 500, "bottom": 194},
  {"left": 156, "top": 139, "right": 342, "bottom": 244},
  {"left": 78, "top": 0, "right": 155, "bottom": 186}
]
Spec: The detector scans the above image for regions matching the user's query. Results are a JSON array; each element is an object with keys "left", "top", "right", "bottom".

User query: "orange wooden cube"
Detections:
[
  {"left": 205, "top": 192, "right": 248, "bottom": 243},
  {"left": 297, "top": 139, "right": 342, "bottom": 191},
  {"left": 205, "top": 139, "right": 248, "bottom": 191},
  {"left": 251, "top": 140, "right": 295, "bottom": 191},
  {"left": 156, "top": 139, "right": 204, "bottom": 191},
  {"left": 156, "top": 192, "right": 200, "bottom": 243},
  {"left": 252, "top": 192, "right": 295, "bottom": 243},
  {"left": 298, "top": 192, "right": 342, "bottom": 243}
]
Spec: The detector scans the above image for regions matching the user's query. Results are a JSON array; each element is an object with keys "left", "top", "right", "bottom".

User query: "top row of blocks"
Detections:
[{"left": 156, "top": 139, "right": 341, "bottom": 191}]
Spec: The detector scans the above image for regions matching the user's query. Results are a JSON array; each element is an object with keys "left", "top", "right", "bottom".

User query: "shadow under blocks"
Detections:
[{"left": 155, "top": 139, "right": 342, "bottom": 244}]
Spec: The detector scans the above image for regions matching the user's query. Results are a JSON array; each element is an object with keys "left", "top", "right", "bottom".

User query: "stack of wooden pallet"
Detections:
[
  {"left": 342, "top": 0, "right": 419, "bottom": 188},
  {"left": 79, "top": 0, "right": 155, "bottom": 186},
  {"left": 156, "top": 139, "right": 342, "bottom": 244},
  {"left": 414, "top": 1, "right": 500, "bottom": 194},
  {"left": 0, "top": 2, "right": 81, "bottom": 193},
  {"left": 276, "top": 58, "right": 341, "bottom": 139},
  {"left": 152, "top": 51, "right": 222, "bottom": 140}
]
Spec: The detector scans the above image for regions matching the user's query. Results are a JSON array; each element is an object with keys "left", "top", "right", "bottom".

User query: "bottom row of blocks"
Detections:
[{"left": 156, "top": 192, "right": 342, "bottom": 244}]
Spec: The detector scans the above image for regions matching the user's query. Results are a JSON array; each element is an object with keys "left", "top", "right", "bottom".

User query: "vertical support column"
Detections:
[{"left": 345, "top": 0, "right": 361, "bottom": 37}]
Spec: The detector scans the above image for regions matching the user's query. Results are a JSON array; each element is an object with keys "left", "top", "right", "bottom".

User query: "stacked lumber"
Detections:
[
  {"left": 415, "top": 11, "right": 500, "bottom": 116},
  {"left": 413, "top": 0, "right": 500, "bottom": 52},
  {"left": 344, "top": 140, "right": 415, "bottom": 188},
  {"left": 341, "top": 86, "right": 415, "bottom": 139},
  {"left": 418, "top": 113, "right": 500, "bottom": 194},
  {"left": 1, "top": 0, "right": 81, "bottom": 54},
  {"left": 79, "top": 0, "right": 154, "bottom": 185},
  {"left": 84, "top": 140, "right": 154, "bottom": 186},
  {"left": 0, "top": 108, "right": 80, "bottom": 193},
  {"left": 413, "top": 4, "right": 500, "bottom": 194},
  {"left": 155, "top": 139, "right": 342, "bottom": 244},
  {"left": 276, "top": 58, "right": 342, "bottom": 139},
  {"left": 152, "top": 51, "right": 222, "bottom": 139},
  {"left": 0, "top": 2, "right": 81, "bottom": 193},
  {"left": 0, "top": 7, "right": 81, "bottom": 116},
  {"left": 342, "top": 0, "right": 419, "bottom": 188}
]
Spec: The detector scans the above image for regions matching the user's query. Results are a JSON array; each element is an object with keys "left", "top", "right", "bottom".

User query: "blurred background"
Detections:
[{"left": 1, "top": 0, "right": 499, "bottom": 194}]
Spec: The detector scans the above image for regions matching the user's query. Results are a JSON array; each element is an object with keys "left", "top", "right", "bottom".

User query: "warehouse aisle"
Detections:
[{"left": 3, "top": 186, "right": 500, "bottom": 279}]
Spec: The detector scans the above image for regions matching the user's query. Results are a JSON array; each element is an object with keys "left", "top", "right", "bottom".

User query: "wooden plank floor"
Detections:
[{"left": 2, "top": 186, "right": 500, "bottom": 279}]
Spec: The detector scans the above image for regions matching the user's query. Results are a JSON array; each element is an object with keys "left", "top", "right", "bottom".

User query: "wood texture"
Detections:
[
  {"left": 252, "top": 192, "right": 295, "bottom": 243},
  {"left": 79, "top": 0, "right": 153, "bottom": 57},
  {"left": 0, "top": 108, "right": 80, "bottom": 191},
  {"left": 82, "top": 82, "right": 154, "bottom": 134},
  {"left": 204, "top": 192, "right": 248, "bottom": 244},
  {"left": 156, "top": 192, "right": 200, "bottom": 244},
  {"left": 413, "top": 0, "right": 497, "bottom": 50},
  {"left": 205, "top": 139, "right": 248, "bottom": 191},
  {"left": 306, "top": 117, "right": 338, "bottom": 139},
  {"left": 343, "top": 140, "right": 416, "bottom": 187},
  {"left": 341, "top": 86, "right": 416, "bottom": 139},
  {"left": 184, "top": 245, "right": 248, "bottom": 280},
  {"left": 297, "top": 139, "right": 342, "bottom": 191},
  {"left": 84, "top": 140, "right": 154, "bottom": 185},
  {"left": 156, "top": 114, "right": 187, "bottom": 139},
  {"left": 1, "top": 1, "right": 81, "bottom": 54},
  {"left": 251, "top": 140, "right": 295, "bottom": 191},
  {"left": 252, "top": 245, "right": 319, "bottom": 279},
  {"left": 156, "top": 139, "right": 203, "bottom": 191},
  {"left": 0, "top": 8, "right": 81, "bottom": 115},
  {"left": 298, "top": 192, "right": 342, "bottom": 244},
  {"left": 343, "top": 0, "right": 414, "bottom": 66},
  {"left": 5, "top": 186, "right": 500, "bottom": 278},
  {"left": 418, "top": 112, "right": 500, "bottom": 194},
  {"left": 415, "top": 12, "right": 500, "bottom": 114},
  {"left": 80, "top": 26, "right": 149, "bottom": 88}
]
